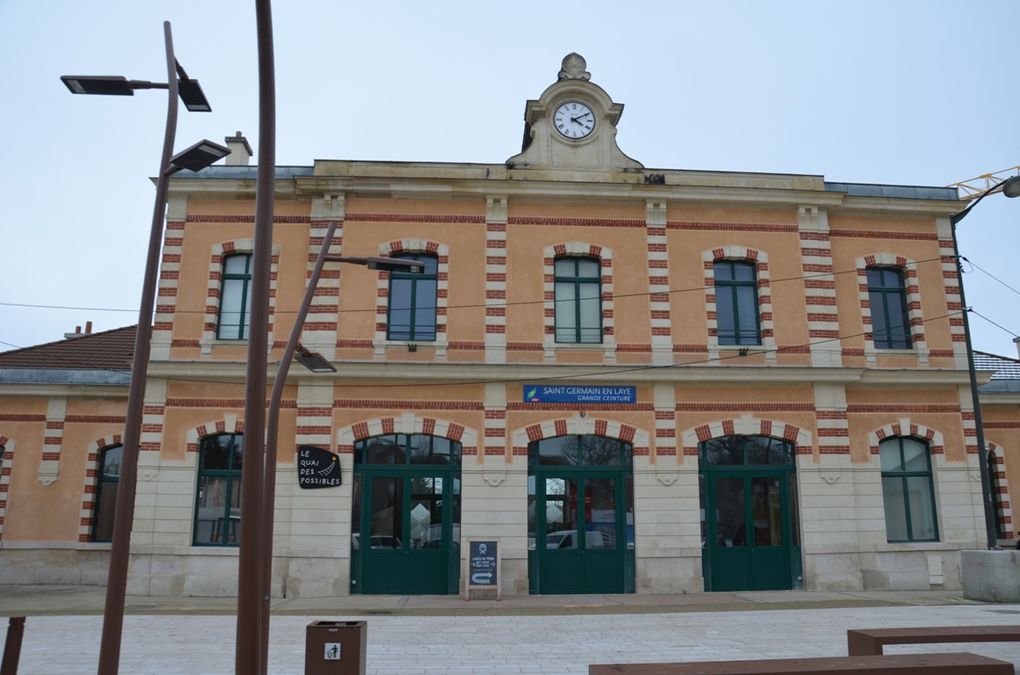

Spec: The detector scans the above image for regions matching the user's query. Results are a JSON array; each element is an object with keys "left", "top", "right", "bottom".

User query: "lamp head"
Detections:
[
  {"left": 169, "top": 140, "right": 231, "bottom": 173},
  {"left": 61, "top": 75, "right": 135, "bottom": 96},
  {"left": 178, "top": 78, "right": 211, "bottom": 112},
  {"left": 294, "top": 344, "right": 337, "bottom": 373},
  {"left": 1002, "top": 176, "right": 1020, "bottom": 199}
]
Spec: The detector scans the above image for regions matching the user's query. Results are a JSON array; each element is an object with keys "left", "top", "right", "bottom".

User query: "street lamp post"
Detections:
[
  {"left": 949, "top": 175, "right": 1020, "bottom": 550},
  {"left": 236, "top": 1, "right": 277, "bottom": 672},
  {"left": 61, "top": 21, "right": 228, "bottom": 675},
  {"left": 252, "top": 217, "right": 422, "bottom": 672}
]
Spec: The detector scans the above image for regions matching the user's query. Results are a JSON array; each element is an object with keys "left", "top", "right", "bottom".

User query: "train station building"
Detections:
[{"left": 1, "top": 54, "right": 1018, "bottom": 597}]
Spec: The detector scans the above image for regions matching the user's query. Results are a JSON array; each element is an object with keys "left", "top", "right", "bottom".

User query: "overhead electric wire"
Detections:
[
  {"left": 961, "top": 256, "right": 1020, "bottom": 298},
  {"left": 970, "top": 309, "right": 1020, "bottom": 340},
  {"left": 0, "top": 255, "right": 946, "bottom": 317},
  {"left": 96, "top": 310, "right": 965, "bottom": 392}
]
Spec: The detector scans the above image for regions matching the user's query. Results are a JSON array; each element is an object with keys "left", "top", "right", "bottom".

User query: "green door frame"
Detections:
[
  {"left": 528, "top": 464, "right": 635, "bottom": 594},
  {"left": 699, "top": 436, "right": 801, "bottom": 592},
  {"left": 351, "top": 465, "right": 461, "bottom": 595}
]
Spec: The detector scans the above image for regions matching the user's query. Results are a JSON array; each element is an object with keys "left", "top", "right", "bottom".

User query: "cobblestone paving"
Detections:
[{"left": 9, "top": 604, "right": 1020, "bottom": 674}]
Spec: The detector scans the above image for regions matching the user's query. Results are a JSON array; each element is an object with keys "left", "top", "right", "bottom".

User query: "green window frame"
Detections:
[
  {"left": 217, "top": 253, "right": 252, "bottom": 340},
  {"left": 699, "top": 435, "right": 794, "bottom": 467},
  {"left": 193, "top": 433, "right": 244, "bottom": 547},
  {"left": 554, "top": 257, "right": 602, "bottom": 344},
  {"left": 879, "top": 436, "right": 939, "bottom": 542},
  {"left": 386, "top": 254, "right": 438, "bottom": 341},
  {"left": 867, "top": 266, "right": 912, "bottom": 349},
  {"left": 528, "top": 434, "right": 633, "bottom": 468},
  {"left": 714, "top": 260, "right": 761, "bottom": 346},
  {"left": 91, "top": 444, "right": 122, "bottom": 542},
  {"left": 353, "top": 433, "right": 462, "bottom": 466}
]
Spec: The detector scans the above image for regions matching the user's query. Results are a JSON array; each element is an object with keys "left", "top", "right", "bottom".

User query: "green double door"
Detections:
[
  {"left": 350, "top": 469, "right": 460, "bottom": 594},
  {"left": 528, "top": 471, "right": 635, "bottom": 594},
  {"left": 699, "top": 435, "right": 801, "bottom": 592}
]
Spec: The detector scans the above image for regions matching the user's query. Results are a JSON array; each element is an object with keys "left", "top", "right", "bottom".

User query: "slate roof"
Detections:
[
  {"left": 0, "top": 326, "right": 135, "bottom": 370},
  {"left": 974, "top": 351, "right": 1020, "bottom": 381}
]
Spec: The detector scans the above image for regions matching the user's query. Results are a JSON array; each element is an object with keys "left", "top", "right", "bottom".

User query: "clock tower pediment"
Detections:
[{"left": 507, "top": 53, "right": 643, "bottom": 172}]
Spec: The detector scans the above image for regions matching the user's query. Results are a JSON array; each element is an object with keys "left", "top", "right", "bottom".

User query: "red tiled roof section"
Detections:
[{"left": 0, "top": 325, "right": 136, "bottom": 370}]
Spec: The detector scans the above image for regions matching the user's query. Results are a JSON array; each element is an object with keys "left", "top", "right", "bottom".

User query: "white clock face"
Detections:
[{"left": 553, "top": 101, "right": 595, "bottom": 139}]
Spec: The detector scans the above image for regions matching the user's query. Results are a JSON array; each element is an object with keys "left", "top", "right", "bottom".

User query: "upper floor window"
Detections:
[
  {"left": 714, "top": 261, "right": 760, "bottom": 346},
  {"left": 867, "top": 267, "right": 911, "bottom": 349},
  {"left": 554, "top": 257, "right": 602, "bottom": 344},
  {"left": 387, "top": 254, "right": 437, "bottom": 341},
  {"left": 217, "top": 254, "right": 252, "bottom": 340},
  {"left": 193, "top": 433, "right": 243, "bottom": 546},
  {"left": 880, "top": 437, "right": 938, "bottom": 542},
  {"left": 92, "top": 444, "right": 122, "bottom": 542}
]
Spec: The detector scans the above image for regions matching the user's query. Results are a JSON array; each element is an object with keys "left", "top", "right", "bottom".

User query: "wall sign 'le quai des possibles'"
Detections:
[{"left": 297, "top": 445, "right": 342, "bottom": 489}]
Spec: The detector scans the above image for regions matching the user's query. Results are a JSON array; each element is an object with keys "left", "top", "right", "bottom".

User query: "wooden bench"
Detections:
[
  {"left": 589, "top": 652, "right": 1013, "bottom": 674},
  {"left": 846, "top": 625, "right": 1020, "bottom": 656}
]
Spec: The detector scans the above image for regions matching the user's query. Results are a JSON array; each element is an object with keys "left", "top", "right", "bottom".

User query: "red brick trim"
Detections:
[
  {"left": 347, "top": 213, "right": 484, "bottom": 223},
  {"left": 669, "top": 221, "right": 797, "bottom": 233},
  {"left": 510, "top": 217, "right": 644, "bottom": 228},
  {"left": 832, "top": 230, "right": 938, "bottom": 241},
  {"left": 186, "top": 215, "right": 310, "bottom": 223}
]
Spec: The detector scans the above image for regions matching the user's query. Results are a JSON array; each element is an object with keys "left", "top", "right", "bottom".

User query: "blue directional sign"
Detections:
[{"left": 524, "top": 385, "right": 636, "bottom": 404}]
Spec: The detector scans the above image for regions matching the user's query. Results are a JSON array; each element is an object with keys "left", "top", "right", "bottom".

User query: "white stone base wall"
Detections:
[
  {"left": 633, "top": 460, "right": 703, "bottom": 594},
  {"left": 0, "top": 544, "right": 111, "bottom": 585}
]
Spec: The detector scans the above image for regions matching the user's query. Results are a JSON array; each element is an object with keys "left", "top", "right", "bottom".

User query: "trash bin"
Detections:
[{"left": 305, "top": 620, "right": 366, "bottom": 675}]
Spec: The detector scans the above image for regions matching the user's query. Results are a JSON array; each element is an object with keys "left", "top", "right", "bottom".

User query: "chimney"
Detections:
[
  {"left": 1014, "top": 337, "right": 1020, "bottom": 360},
  {"left": 64, "top": 321, "right": 94, "bottom": 340},
  {"left": 224, "top": 131, "right": 253, "bottom": 166}
]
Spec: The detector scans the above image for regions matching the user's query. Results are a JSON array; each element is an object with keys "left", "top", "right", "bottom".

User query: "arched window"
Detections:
[
  {"left": 554, "top": 257, "right": 602, "bottom": 344},
  {"left": 193, "top": 433, "right": 244, "bottom": 546},
  {"left": 714, "top": 260, "right": 760, "bottom": 346},
  {"left": 386, "top": 254, "right": 438, "bottom": 341},
  {"left": 217, "top": 253, "right": 253, "bottom": 340},
  {"left": 92, "top": 444, "right": 122, "bottom": 542},
  {"left": 879, "top": 436, "right": 938, "bottom": 542},
  {"left": 867, "top": 267, "right": 911, "bottom": 349}
]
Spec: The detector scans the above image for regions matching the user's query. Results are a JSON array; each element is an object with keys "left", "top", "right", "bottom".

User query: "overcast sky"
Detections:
[{"left": 1, "top": 1, "right": 1017, "bottom": 358}]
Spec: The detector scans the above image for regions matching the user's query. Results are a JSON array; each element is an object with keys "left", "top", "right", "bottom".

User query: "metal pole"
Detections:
[
  {"left": 97, "top": 21, "right": 179, "bottom": 675},
  {"left": 1, "top": 617, "right": 25, "bottom": 675},
  {"left": 236, "top": 0, "right": 275, "bottom": 672},
  {"left": 258, "top": 220, "right": 340, "bottom": 672},
  {"left": 950, "top": 219, "right": 999, "bottom": 549}
]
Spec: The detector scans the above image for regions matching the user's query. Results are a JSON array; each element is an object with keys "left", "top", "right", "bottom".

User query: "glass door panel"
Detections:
[
  {"left": 370, "top": 477, "right": 402, "bottom": 549},
  {"left": 585, "top": 477, "right": 617, "bottom": 550},
  {"left": 714, "top": 477, "right": 746, "bottom": 548},
  {"left": 751, "top": 476, "right": 783, "bottom": 547},
  {"left": 545, "top": 477, "right": 578, "bottom": 549},
  {"left": 409, "top": 477, "right": 441, "bottom": 548}
]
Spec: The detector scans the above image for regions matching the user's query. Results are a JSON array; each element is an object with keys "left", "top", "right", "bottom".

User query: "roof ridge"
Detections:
[{"left": 0, "top": 325, "right": 137, "bottom": 356}]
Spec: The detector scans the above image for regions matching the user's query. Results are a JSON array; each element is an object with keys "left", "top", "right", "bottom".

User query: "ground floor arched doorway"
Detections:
[
  {"left": 699, "top": 434, "right": 801, "bottom": 591},
  {"left": 350, "top": 433, "right": 461, "bottom": 594},
  {"left": 528, "top": 434, "right": 635, "bottom": 594}
]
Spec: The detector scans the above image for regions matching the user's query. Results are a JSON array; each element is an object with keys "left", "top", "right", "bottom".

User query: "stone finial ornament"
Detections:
[{"left": 557, "top": 53, "right": 591, "bottom": 81}]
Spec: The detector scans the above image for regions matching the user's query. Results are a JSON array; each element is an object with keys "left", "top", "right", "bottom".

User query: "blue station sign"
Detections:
[{"left": 524, "top": 385, "right": 637, "bottom": 404}]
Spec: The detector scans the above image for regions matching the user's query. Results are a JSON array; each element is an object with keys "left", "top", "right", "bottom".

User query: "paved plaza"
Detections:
[{"left": 3, "top": 589, "right": 1020, "bottom": 674}]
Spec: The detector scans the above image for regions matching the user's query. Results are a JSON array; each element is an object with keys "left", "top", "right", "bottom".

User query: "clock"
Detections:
[{"left": 553, "top": 101, "right": 596, "bottom": 139}]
